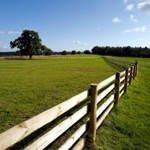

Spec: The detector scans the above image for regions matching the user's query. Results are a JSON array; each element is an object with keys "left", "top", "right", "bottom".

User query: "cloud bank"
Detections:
[
  {"left": 137, "top": 1, "right": 150, "bottom": 13},
  {"left": 123, "top": 25, "right": 150, "bottom": 33},
  {"left": 126, "top": 4, "right": 134, "bottom": 11},
  {"left": 8, "top": 31, "right": 22, "bottom": 35},
  {"left": 130, "top": 14, "right": 138, "bottom": 22},
  {"left": 112, "top": 17, "right": 122, "bottom": 23}
]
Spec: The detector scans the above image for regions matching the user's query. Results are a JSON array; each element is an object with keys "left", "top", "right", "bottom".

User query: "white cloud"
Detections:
[
  {"left": 123, "top": 25, "right": 150, "bottom": 33},
  {"left": 0, "top": 46, "right": 12, "bottom": 52},
  {"left": 112, "top": 17, "right": 122, "bottom": 23},
  {"left": 83, "top": 42, "right": 88, "bottom": 46},
  {"left": 126, "top": 4, "right": 134, "bottom": 11},
  {"left": 73, "top": 41, "right": 88, "bottom": 47},
  {"left": 141, "top": 26, "right": 149, "bottom": 32},
  {"left": 124, "top": 0, "right": 128, "bottom": 4},
  {"left": 8, "top": 31, "right": 14, "bottom": 35},
  {"left": 2, "top": 46, "right": 7, "bottom": 49},
  {"left": 73, "top": 41, "right": 81, "bottom": 45},
  {"left": 130, "top": 14, "right": 138, "bottom": 22},
  {"left": 0, "top": 45, "right": 8, "bottom": 50},
  {"left": 8, "top": 31, "right": 22, "bottom": 35},
  {"left": 139, "top": 38, "right": 144, "bottom": 42},
  {"left": 0, "top": 30, "right": 22, "bottom": 36},
  {"left": 137, "top": 1, "right": 150, "bottom": 13},
  {"left": 97, "top": 27, "right": 101, "bottom": 31},
  {"left": 0, "top": 31, "right": 4, "bottom": 35}
]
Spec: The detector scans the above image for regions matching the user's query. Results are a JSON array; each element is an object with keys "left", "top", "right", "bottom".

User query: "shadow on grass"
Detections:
[
  {"left": 7, "top": 95, "right": 91, "bottom": 150},
  {"left": 102, "top": 57, "right": 126, "bottom": 72}
]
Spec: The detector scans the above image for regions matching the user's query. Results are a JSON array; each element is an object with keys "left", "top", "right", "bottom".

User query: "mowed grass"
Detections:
[
  {"left": 95, "top": 57, "right": 150, "bottom": 150},
  {"left": 0, "top": 56, "right": 117, "bottom": 133}
]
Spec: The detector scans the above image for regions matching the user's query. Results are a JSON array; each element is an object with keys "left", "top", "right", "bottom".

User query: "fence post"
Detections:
[
  {"left": 87, "top": 84, "right": 98, "bottom": 146},
  {"left": 114, "top": 72, "right": 120, "bottom": 106},
  {"left": 129, "top": 67, "right": 133, "bottom": 85},
  {"left": 132, "top": 65, "right": 135, "bottom": 80},
  {"left": 135, "top": 61, "right": 138, "bottom": 77},
  {"left": 124, "top": 69, "right": 129, "bottom": 93}
]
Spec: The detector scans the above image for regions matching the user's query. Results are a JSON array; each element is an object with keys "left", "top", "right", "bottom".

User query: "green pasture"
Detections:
[
  {"left": 95, "top": 57, "right": 150, "bottom": 150},
  {"left": 0, "top": 55, "right": 149, "bottom": 150},
  {"left": 0, "top": 56, "right": 116, "bottom": 133}
]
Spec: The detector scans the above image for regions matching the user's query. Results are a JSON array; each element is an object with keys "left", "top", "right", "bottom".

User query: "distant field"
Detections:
[
  {"left": 0, "top": 55, "right": 117, "bottom": 133},
  {"left": 95, "top": 57, "right": 150, "bottom": 150},
  {"left": 1, "top": 55, "right": 149, "bottom": 150},
  {"left": 0, "top": 54, "right": 99, "bottom": 60}
]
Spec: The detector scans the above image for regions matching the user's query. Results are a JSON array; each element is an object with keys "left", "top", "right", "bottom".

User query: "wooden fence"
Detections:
[
  {"left": 103, "top": 56, "right": 136, "bottom": 69},
  {"left": 2, "top": 56, "right": 100, "bottom": 60},
  {"left": 0, "top": 57, "right": 138, "bottom": 150}
]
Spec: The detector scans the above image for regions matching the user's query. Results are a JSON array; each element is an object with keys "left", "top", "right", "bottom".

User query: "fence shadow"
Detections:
[
  {"left": 0, "top": 57, "right": 138, "bottom": 150},
  {"left": 103, "top": 58, "right": 125, "bottom": 72}
]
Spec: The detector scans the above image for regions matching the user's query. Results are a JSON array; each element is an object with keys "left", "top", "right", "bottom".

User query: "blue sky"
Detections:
[{"left": 0, "top": 0, "right": 150, "bottom": 52}]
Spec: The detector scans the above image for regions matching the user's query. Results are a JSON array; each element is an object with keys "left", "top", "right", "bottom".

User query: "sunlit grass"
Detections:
[
  {"left": 1, "top": 55, "right": 149, "bottom": 149},
  {"left": 95, "top": 57, "right": 150, "bottom": 150},
  {"left": 0, "top": 56, "right": 116, "bottom": 133}
]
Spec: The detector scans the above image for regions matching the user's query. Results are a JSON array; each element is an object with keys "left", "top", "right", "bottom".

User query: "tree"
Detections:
[
  {"left": 91, "top": 46, "right": 150, "bottom": 57},
  {"left": 77, "top": 51, "right": 81, "bottom": 54},
  {"left": 61, "top": 50, "right": 67, "bottom": 55},
  {"left": 71, "top": 50, "right": 76, "bottom": 55},
  {"left": 10, "top": 30, "right": 42, "bottom": 59},
  {"left": 84, "top": 50, "right": 91, "bottom": 54},
  {"left": 92, "top": 46, "right": 99, "bottom": 54},
  {"left": 41, "top": 45, "right": 53, "bottom": 55},
  {"left": 15, "top": 50, "right": 21, "bottom": 56}
]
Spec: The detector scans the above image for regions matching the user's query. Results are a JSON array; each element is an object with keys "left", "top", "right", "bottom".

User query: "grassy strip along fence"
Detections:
[
  {"left": 0, "top": 58, "right": 138, "bottom": 150},
  {"left": 103, "top": 56, "right": 137, "bottom": 69}
]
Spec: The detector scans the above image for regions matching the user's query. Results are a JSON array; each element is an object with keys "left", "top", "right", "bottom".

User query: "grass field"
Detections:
[
  {"left": 0, "top": 55, "right": 149, "bottom": 150},
  {"left": 95, "top": 57, "right": 150, "bottom": 150},
  {"left": 0, "top": 55, "right": 116, "bottom": 133}
]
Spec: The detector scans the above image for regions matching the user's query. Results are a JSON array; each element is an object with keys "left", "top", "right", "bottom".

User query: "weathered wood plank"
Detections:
[
  {"left": 124, "top": 69, "right": 129, "bottom": 93},
  {"left": 128, "top": 68, "right": 131, "bottom": 71},
  {"left": 129, "top": 67, "right": 133, "bottom": 85},
  {"left": 120, "top": 76, "right": 125, "bottom": 83},
  {"left": 96, "top": 103, "right": 114, "bottom": 129},
  {"left": 24, "top": 105, "right": 88, "bottom": 150},
  {"left": 128, "top": 77, "right": 130, "bottom": 83},
  {"left": 128, "top": 72, "right": 130, "bottom": 77},
  {"left": 119, "top": 83, "right": 124, "bottom": 92},
  {"left": 97, "top": 75, "right": 115, "bottom": 90},
  {"left": 58, "top": 121, "right": 88, "bottom": 150},
  {"left": 72, "top": 135, "right": 87, "bottom": 150},
  {"left": 119, "top": 90, "right": 125, "bottom": 98},
  {"left": 120, "top": 70, "right": 126, "bottom": 77},
  {"left": 96, "top": 94, "right": 114, "bottom": 118},
  {"left": 97, "top": 83, "right": 115, "bottom": 104},
  {"left": 0, "top": 90, "right": 89, "bottom": 150},
  {"left": 132, "top": 65, "right": 136, "bottom": 79}
]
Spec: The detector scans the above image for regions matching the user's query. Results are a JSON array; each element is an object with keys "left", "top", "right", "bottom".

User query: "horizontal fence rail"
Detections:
[
  {"left": 0, "top": 57, "right": 138, "bottom": 150},
  {"left": 103, "top": 56, "right": 136, "bottom": 69}
]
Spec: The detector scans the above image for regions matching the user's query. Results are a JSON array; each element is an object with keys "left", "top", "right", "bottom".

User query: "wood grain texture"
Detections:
[{"left": 0, "top": 90, "right": 89, "bottom": 150}]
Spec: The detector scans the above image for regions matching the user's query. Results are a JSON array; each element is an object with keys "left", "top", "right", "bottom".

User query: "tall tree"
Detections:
[
  {"left": 61, "top": 50, "right": 67, "bottom": 55},
  {"left": 10, "top": 30, "right": 42, "bottom": 59},
  {"left": 71, "top": 50, "right": 76, "bottom": 55},
  {"left": 41, "top": 45, "right": 53, "bottom": 55}
]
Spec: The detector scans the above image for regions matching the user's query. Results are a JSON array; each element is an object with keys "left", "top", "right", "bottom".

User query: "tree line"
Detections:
[
  {"left": 92, "top": 46, "right": 150, "bottom": 57},
  {"left": 8, "top": 30, "right": 150, "bottom": 58}
]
